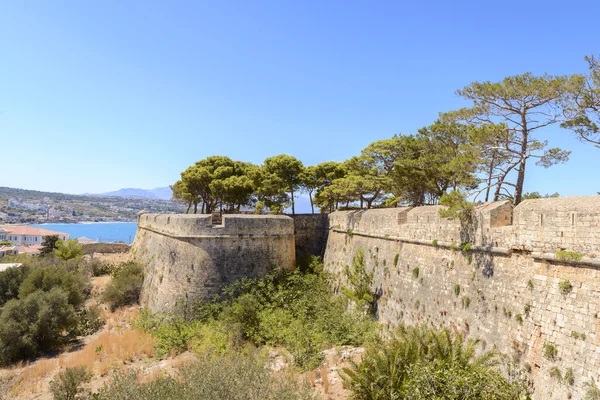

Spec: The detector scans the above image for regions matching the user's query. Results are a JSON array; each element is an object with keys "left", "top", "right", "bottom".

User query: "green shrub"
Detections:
[
  {"left": 347, "top": 228, "right": 354, "bottom": 236},
  {"left": 565, "top": 367, "right": 575, "bottom": 385},
  {"left": 141, "top": 259, "right": 377, "bottom": 370},
  {"left": 524, "top": 302, "right": 532, "bottom": 316},
  {"left": 586, "top": 380, "right": 600, "bottom": 399},
  {"left": 452, "top": 284, "right": 460, "bottom": 297},
  {"left": 19, "top": 266, "right": 88, "bottom": 308},
  {"left": 136, "top": 311, "right": 201, "bottom": 358},
  {"left": 527, "top": 279, "right": 534, "bottom": 290},
  {"left": 549, "top": 366, "right": 562, "bottom": 382},
  {"left": 572, "top": 331, "right": 587, "bottom": 341},
  {"left": 102, "top": 262, "right": 144, "bottom": 311},
  {"left": 432, "top": 239, "right": 438, "bottom": 247},
  {"left": 342, "top": 249, "right": 375, "bottom": 315},
  {"left": 94, "top": 352, "right": 317, "bottom": 400},
  {"left": 460, "top": 242, "right": 472, "bottom": 253},
  {"left": 50, "top": 366, "right": 92, "bottom": 400},
  {"left": 558, "top": 280, "right": 573, "bottom": 296},
  {"left": 461, "top": 296, "right": 471, "bottom": 309},
  {"left": 85, "top": 259, "right": 114, "bottom": 277},
  {"left": 0, "top": 288, "right": 78, "bottom": 364},
  {"left": 393, "top": 254, "right": 399, "bottom": 267},
  {"left": 412, "top": 267, "right": 419, "bottom": 279},
  {"left": 342, "top": 325, "right": 530, "bottom": 400},
  {"left": 53, "top": 239, "right": 84, "bottom": 261},
  {"left": 555, "top": 250, "right": 583, "bottom": 263},
  {"left": 75, "top": 305, "right": 104, "bottom": 336},
  {"left": 515, "top": 314, "right": 523, "bottom": 324},
  {"left": 0, "top": 264, "right": 31, "bottom": 307},
  {"left": 543, "top": 343, "right": 558, "bottom": 360}
]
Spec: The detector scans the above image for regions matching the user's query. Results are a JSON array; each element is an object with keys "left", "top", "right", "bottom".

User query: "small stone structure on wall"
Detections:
[{"left": 133, "top": 213, "right": 295, "bottom": 313}]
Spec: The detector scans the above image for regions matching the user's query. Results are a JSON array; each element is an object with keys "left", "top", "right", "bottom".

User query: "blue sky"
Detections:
[{"left": 0, "top": 0, "right": 598, "bottom": 197}]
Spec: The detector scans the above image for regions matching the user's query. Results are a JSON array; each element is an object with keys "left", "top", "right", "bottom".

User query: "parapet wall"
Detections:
[
  {"left": 323, "top": 196, "right": 600, "bottom": 399},
  {"left": 133, "top": 213, "right": 295, "bottom": 313}
]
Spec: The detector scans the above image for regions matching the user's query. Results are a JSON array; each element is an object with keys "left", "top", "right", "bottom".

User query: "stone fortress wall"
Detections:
[
  {"left": 133, "top": 196, "right": 600, "bottom": 399},
  {"left": 323, "top": 196, "right": 600, "bottom": 399},
  {"left": 133, "top": 213, "right": 296, "bottom": 313}
]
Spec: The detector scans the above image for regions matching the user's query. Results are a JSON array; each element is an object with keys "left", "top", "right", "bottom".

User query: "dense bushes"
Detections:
[
  {"left": 343, "top": 324, "right": 531, "bottom": 400},
  {"left": 50, "top": 366, "right": 92, "bottom": 400},
  {"left": 19, "top": 266, "right": 88, "bottom": 308},
  {"left": 94, "top": 352, "right": 317, "bottom": 400},
  {"left": 0, "top": 288, "right": 78, "bottom": 364},
  {"left": 138, "top": 257, "right": 377, "bottom": 369},
  {"left": 102, "top": 262, "right": 144, "bottom": 311},
  {"left": 0, "top": 257, "right": 92, "bottom": 365},
  {"left": 0, "top": 264, "right": 31, "bottom": 307}
]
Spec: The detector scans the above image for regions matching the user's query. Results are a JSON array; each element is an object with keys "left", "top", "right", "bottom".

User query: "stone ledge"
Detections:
[
  {"left": 531, "top": 252, "right": 600, "bottom": 267},
  {"left": 331, "top": 228, "right": 511, "bottom": 256},
  {"left": 139, "top": 225, "right": 295, "bottom": 240}
]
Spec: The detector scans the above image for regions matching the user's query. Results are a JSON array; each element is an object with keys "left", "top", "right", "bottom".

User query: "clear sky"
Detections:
[{"left": 0, "top": 0, "right": 598, "bottom": 196}]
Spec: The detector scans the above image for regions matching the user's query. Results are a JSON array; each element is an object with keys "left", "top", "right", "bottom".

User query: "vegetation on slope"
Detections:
[{"left": 136, "top": 256, "right": 378, "bottom": 370}]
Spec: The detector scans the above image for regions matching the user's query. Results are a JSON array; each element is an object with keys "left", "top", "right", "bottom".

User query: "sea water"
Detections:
[{"left": 31, "top": 222, "right": 137, "bottom": 244}]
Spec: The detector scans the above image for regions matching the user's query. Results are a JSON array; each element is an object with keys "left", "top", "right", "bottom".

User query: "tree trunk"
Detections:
[
  {"left": 194, "top": 202, "right": 198, "bottom": 214},
  {"left": 514, "top": 116, "right": 529, "bottom": 206},
  {"left": 484, "top": 152, "right": 496, "bottom": 202},
  {"left": 186, "top": 202, "right": 191, "bottom": 214},
  {"left": 308, "top": 190, "right": 314, "bottom": 214},
  {"left": 290, "top": 188, "right": 295, "bottom": 215}
]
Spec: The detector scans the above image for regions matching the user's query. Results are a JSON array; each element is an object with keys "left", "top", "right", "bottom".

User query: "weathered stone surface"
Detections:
[
  {"left": 133, "top": 213, "right": 295, "bottom": 313},
  {"left": 324, "top": 197, "right": 600, "bottom": 400}
]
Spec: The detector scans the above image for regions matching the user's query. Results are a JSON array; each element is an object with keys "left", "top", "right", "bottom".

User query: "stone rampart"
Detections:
[
  {"left": 290, "top": 214, "right": 329, "bottom": 264},
  {"left": 133, "top": 213, "right": 295, "bottom": 313},
  {"left": 324, "top": 196, "right": 600, "bottom": 399}
]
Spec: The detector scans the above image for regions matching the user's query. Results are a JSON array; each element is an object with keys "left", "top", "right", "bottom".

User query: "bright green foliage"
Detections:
[
  {"left": 102, "top": 262, "right": 144, "bottom": 311},
  {"left": 543, "top": 343, "right": 558, "bottom": 360},
  {"left": 53, "top": 239, "right": 84, "bottom": 261},
  {"left": 565, "top": 367, "right": 575, "bottom": 385},
  {"left": 0, "top": 288, "right": 78, "bottom": 364},
  {"left": 140, "top": 258, "right": 376, "bottom": 370},
  {"left": 515, "top": 313, "right": 523, "bottom": 324},
  {"left": 261, "top": 155, "right": 304, "bottom": 214},
  {"left": 50, "top": 366, "right": 92, "bottom": 400},
  {"left": 462, "top": 296, "right": 471, "bottom": 309},
  {"left": 571, "top": 331, "right": 587, "bottom": 341},
  {"left": 455, "top": 72, "right": 578, "bottom": 204},
  {"left": 19, "top": 265, "right": 88, "bottom": 308},
  {"left": 523, "top": 191, "right": 560, "bottom": 199},
  {"left": 555, "top": 250, "right": 584, "bottom": 263},
  {"left": 439, "top": 190, "right": 474, "bottom": 220},
  {"left": 342, "top": 325, "right": 530, "bottom": 400},
  {"left": 412, "top": 267, "right": 419, "bottom": 279},
  {"left": 178, "top": 156, "right": 258, "bottom": 214},
  {"left": 452, "top": 284, "right": 461, "bottom": 297},
  {"left": 562, "top": 55, "right": 600, "bottom": 148},
  {"left": 0, "top": 264, "right": 31, "bottom": 307},
  {"left": 549, "top": 366, "right": 562, "bottom": 382},
  {"left": 94, "top": 352, "right": 317, "bottom": 400},
  {"left": 136, "top": 312, "right": 202, "bottom": 358},
  {"left": 558, "top": 280, "right": 573, "bottom": 295},
  {"left": 586, "top": 380, "right": 600, "bottom": 400},
  {"left": 342, "top": 249, "right": 375, "bottom": 315},
  {"left": 306, "top": 162, "right": 346, "bottom": 213}
]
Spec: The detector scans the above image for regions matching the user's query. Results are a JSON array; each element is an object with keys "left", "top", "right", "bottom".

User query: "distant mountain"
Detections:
[{"left": 95, "top": 187, "right": 172, "bottom": 200}]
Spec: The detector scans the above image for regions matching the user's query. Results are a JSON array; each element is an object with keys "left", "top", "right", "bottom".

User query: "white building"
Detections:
[{"left": 0, "top": 225, "right": 69, "bottom": 247}]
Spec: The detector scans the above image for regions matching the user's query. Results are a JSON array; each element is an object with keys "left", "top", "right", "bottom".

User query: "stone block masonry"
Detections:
[
  {"left": 324, "top": 196, "right": 600, "bottom": 400},
  {"left": 133, "top": 213, "right": 295, "bottom": 313}
]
